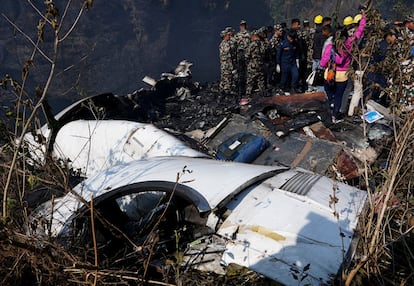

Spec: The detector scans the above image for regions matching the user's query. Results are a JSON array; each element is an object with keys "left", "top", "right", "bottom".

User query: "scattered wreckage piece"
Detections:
[
  {"left": 236, "top": 91, "right": 332, "bottom": 138},
  {"left": 215, "top": 132, "right": 269, "bottom": 163},
  {"left": 244, "top": 91, "right": 331, "bottom": 121},
  {"left": 203, "top": 113, "right": 390, "bottom": 180},
  {"left": 306, "top": 122, "right": 361, "bottom": 180},
  {"left": 336, "top": 152, "right": 360, "bottom": 180},
  {"left": 24, "top": 120, "right": 207, "bottom": 177},
  {"left": 366, "top": 99, "right": 403, "bottom": 123},
  {"left": 306, "top": 121, "right": 337, "bottom": 142},
  {"left": 331, "top": 122, "right": 380, "bottom": 164},
  {"left": 205, "top": 114, "right": 347, "bottom": 176},
  {"left": 253, "top": 111, "right": 322, "bottom": 138},
  {"left": 367, "top": 123, "right": 393, "bottom": 141},
  {"left": 29, "top": 156, "right": 367, "bottom": 285}
]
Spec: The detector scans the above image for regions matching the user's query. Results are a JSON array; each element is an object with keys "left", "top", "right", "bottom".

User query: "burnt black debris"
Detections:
[
  {"left": 41, "top": 61, "right": 397, "bottom": 182},
  {"left": 51, "top": 76, "right": 242, "bottom": 135},
  {"left": 160, "top": 81, "right": 240, "bottom": 132}
]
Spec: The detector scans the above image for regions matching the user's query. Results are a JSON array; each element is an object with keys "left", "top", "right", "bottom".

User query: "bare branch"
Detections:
[
  {"left": 1, "top": 13, "right": 53, "bottom": 64},
  {"left": 27, "top": 0, "right": 52, "bottom": 25},
  {"left": 59, "top": 2, "right": 86, "bottom": 43},
  {"left": 58, "top": 0, "right": 73, "bottom": 33}
]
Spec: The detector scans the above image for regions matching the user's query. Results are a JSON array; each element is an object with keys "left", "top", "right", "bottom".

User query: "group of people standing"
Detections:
[
  {"left": 219, "top": 10, "right": 414, "bottom": 122},
  {"left": 219, "top": 17, "right": 330, "bottom": 98}
]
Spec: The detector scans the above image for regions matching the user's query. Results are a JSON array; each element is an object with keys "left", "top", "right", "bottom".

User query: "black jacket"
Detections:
[{"left": 312, "top": 27, "right": 326, "bottom": 60}]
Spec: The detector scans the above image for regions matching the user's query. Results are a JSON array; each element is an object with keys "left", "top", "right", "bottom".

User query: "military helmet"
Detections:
[
  {"left": 343, "top": 16, "right": 354, "bottom": 26},
  {"left": 405, "top": 14, "right": 414, "bottom": 23},
  {"left": 353, "top": 14, "right": 362, "bottom": 24},
  {"left": 240, "top": 19, "right": 247, "bottom": 25},
  {"left": 314, "top": 15, "right": 323, "bottom": 24},
  {"left": 220, "top": 30, "right": 226, "bottom": 38}
]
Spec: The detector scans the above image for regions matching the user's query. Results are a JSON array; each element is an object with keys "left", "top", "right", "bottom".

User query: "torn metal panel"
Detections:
[
  {"left": 337, "top": 151, "right": 360, "bottom": 180},
  {"left": 307, "top": 121, "right": 338, "bottom": 142},
  {"left": 183, "top": 235, "right": 227, "bottom": 275},
  {"left": 367, "top": 123, "right": 393, "bottom": 141},
  {"left": 218, "top": 173, "right": 366, "bottom": 285},
  {"left": 331, "top": 121, "right": 369, "bottom": 149}
]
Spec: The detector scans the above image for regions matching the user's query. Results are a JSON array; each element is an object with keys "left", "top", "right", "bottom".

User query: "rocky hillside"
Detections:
[
  {"left": 1, "top": 0, "right": 412, "bottom": 112},
  {"left": 0, "top": 0, "right": 272, "bottom": 111}
]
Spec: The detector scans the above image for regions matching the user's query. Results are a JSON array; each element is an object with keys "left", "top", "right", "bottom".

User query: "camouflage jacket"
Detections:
[
  {"left": 261, "top": 38, "right": 272, "bottom": 62},
  {"left": 235, "top": 30, "right": 251, "bottom": 51},
  {"left": 402, "top": 28, "right": 414, "bottom": 46},
  {"left": 298, "top": 28, "right": 314, "bottom": 63},
  {"left": 229, "top": 36, "right": 238, "bottom": 66},
  {"left": 269, "top": 35, "right": 283, "bottom": 59},
  {"left": 269, "top": 35, "right": 282, "bottom": 50},
  {"left": 219, "top": 39, "right": 234, "bottom": 72},
  {"left": 245, "top": 40, "right": 265, "bottom": 67},
  {"left": 297, "top": 29, "right": 315, "bottom": 61}
]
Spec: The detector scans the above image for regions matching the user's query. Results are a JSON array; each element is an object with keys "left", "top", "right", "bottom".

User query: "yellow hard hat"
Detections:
[
  {"left": 314, "top": 15, "right": 323, "bottom": 24},
  {"left": 343, "top": 16, "right": 354, "bottom": 26},
  {"left": 353, "top": 14, "right": 362, "bottom": 24}
]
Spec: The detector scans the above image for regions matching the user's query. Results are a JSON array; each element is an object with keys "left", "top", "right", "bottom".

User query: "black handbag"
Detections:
[{"left": 314, "top": 68, "right": 325, "bottom": 86}]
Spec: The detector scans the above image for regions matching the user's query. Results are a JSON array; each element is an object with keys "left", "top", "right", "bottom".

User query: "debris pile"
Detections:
[{"left": 49, "top": 61, "right": 398, "bottom": 182}]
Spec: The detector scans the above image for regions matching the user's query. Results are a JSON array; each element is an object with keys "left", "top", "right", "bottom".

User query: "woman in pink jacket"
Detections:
[{"left": 320, "top": 12, "right": 366, "bottom": 121}]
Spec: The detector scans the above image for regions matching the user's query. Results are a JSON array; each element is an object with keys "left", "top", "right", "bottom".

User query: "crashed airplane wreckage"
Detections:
[
  {"left": 25, "top": 61, "right": 392, "bottom": 284},
  {"left": 30, "top": 157, "right": 366, "bottom": 286},
  {"left": 25, "top": 61, "right": 392, "bottom": 180}
]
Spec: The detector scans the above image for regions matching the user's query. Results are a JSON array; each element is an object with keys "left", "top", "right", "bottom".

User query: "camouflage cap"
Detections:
[
  {"left": 225, "top": 26, "right": 235, "bottom": 33},
  {"left": 405, "top": 14, "right": 414, "bottom": 23},
  {"left": 274, "top": 24, "right": 282, "bottom": 31},
  {"left": 251, "top": 29, "right": 260, "bottom": 36},
  {"left": 240, "top": 19, "right": 247, "bottom": 25}
]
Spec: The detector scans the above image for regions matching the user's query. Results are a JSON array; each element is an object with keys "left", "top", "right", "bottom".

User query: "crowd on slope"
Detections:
[{"left": 219, "top": 8, "right": 414, "bottom": 122}]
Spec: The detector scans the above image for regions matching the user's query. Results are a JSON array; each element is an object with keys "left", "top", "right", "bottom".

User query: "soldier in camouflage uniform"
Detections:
[
  {"left": 259, "top": 26, "right": 273, "bottom": 89},
  {"left": 291, "top": 18, "right": 307, "bottom": 92},
  {"left": 269, "top": 24, "right": 284, "bottom": 87},
  {"left": 300, "top": 20, "right": 315, "bottom": 71},
  {"left": 403, "top": 15, "right": 414, "bottom": 45},
  {"left": 234, "top": 20, "right": 251, "bottom": 92},
  {"left": 219, "top": 30, "right": 237, "bottom": 94},
  {"left": 225, "top": 27, "right": 239, "bottom": 66},
  {"left": 245, "top": 30, "right": 266, "bottom": 96},
  {"left": 269, "top": 25, "right": 284, "bottom": 53}
]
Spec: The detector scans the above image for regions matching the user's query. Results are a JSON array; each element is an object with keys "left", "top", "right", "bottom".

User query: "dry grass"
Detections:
[
  {"left": 1, "top": 2, "right": 414, "bottom": 285},
  {"left": 344, "top": 111, "right": 414, "bottom": 285}
]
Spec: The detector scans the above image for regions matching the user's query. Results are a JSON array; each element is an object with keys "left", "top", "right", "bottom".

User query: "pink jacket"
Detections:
[{"left": 320, "top": 14, "right": 366, "bottom": 71}]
